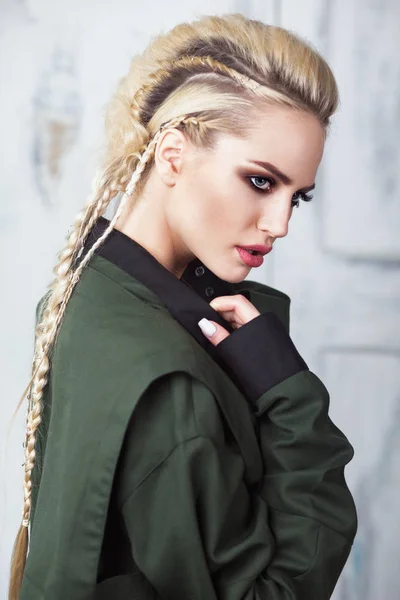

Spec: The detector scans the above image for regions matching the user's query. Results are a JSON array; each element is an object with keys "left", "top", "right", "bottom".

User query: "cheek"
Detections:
[{"left": 187, "top": 175, "right": 254, "bottom": 234}]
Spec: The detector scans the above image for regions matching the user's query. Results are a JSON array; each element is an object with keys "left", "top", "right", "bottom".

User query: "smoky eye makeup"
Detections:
[
  {"left": 244, "top": 173, "right": 315, "bottom": 207},
  {"left": 246, "top": 175, "right": 274, "bottom": 192}
]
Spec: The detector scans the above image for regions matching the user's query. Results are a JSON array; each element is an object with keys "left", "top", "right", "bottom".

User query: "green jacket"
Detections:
[{"left": 20, "top": 223, "right": 357, "bottom": 600}]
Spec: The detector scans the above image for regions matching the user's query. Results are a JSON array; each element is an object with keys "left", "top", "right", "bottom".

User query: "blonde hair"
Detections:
[{"left": 9, "top": 12, "right": 338, "bottom": 599}]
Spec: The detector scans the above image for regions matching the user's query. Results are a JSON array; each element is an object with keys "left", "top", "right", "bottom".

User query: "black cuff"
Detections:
[{"left": 215, "top": 312, "right": 308, "bottom": 404}]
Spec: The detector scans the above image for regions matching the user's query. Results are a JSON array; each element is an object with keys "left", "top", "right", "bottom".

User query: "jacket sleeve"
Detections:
[
  {"left": 215, "top": 310, "right": 358, "bottom": 593},
  {"left": 117, "top": 368, "right": 357, "bottom": 600}
]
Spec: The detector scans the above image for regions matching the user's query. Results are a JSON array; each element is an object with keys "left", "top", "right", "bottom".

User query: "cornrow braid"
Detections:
[
  {"left": 140, "top": 54, "right": 263, "bottom": 103},
  {"left": 132, "top": 54, "right": 281, "bottom": 130}
]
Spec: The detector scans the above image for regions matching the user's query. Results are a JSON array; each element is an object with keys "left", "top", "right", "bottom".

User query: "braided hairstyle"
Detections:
[{"left": 9, "top": 12, "right": 338, "bottom": 599}]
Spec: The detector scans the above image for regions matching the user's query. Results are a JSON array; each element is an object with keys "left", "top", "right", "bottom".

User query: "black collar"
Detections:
[{"left": 80, "top": 216, "right": 236, "bottom": 359}]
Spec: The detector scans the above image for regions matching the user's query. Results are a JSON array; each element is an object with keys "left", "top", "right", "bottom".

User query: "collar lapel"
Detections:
[{"left": 81, "top": 217, "right": 236, "bottom": 359}]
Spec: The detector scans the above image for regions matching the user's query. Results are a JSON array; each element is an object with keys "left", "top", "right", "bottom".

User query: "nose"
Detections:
[{"left": 256, "top": 196, "right": 291, "bottom": 239}]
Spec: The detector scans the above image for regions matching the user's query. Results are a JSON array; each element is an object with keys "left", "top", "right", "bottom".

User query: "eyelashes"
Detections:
[{"left": 246, "top": 176, "right": 314, "bottom": 208}]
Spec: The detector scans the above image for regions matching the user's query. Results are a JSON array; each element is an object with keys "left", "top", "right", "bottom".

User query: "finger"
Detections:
[
  {"left": 197, "top": 318, "right": 230, "bottom": 346},
  {"left": 209, "top": 295, "right": 242, "bottom": 311},
  {"left": 209, "top": 294, "right": 260, "bottom": 324},
  {"left": 209, "top": 298, "right": 242, "bottom": 326},
  {"left": 209, "top": 294, "right": 256, "bottom": 313},
  {"left": 209, "top": 307, "right": 237, "bottom": 324}
]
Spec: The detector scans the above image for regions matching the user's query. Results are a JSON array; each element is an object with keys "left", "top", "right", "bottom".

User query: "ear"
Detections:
[{"left": 153, "top": 127, "right": 188, "bottom": 186}]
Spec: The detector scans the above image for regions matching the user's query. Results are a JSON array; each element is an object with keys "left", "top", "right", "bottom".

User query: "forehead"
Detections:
[{"left": 214, "top": 105, "right": 325, "bottom": 176}]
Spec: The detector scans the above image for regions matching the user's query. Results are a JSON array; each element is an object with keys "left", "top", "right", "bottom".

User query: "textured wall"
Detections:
[{"left": 1, "top": 1, "right": 399, "bottom": 598}]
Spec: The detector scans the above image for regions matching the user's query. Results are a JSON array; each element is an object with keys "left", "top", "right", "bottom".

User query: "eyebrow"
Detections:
[{"left": 248, "top": 160, "right": 316, "bottom": 192}]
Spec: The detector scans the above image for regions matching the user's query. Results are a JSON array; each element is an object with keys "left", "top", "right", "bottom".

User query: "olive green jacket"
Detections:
[{"left": 20, "top": 251, "right": 357, "bottom": 600}]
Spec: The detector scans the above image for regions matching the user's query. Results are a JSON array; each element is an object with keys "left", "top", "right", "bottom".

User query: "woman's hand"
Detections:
[{"left": 198, "top": 294, "right": 261, "bottom": 346}]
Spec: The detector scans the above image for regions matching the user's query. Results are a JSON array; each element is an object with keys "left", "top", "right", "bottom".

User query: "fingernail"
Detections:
[{"left": 198, "top": 318, "right": 217, "bottom": 337}]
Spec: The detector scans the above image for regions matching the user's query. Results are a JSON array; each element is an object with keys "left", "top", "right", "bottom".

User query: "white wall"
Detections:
[{"left": 1, "top": 1, "right": 399, "bottom": 598}]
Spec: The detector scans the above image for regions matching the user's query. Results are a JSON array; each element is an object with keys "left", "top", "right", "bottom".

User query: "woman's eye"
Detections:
[
  {"left": 247, "top": 176, "right": 314, "bottom": 209},
  {"left": 247, "top": 176, "right": 274, "bottom": 192}
]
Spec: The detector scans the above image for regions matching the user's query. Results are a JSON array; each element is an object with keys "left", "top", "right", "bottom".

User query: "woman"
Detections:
[{"left": 9, "top": 12, "right": 357, "bottom": 600}]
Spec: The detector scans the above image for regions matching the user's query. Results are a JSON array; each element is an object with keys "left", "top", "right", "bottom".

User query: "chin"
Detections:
[
  {"left": 199, "top": 247, "right": 251, "bottom": 284},
  {"left": 226, "top": 271, "right": 251, "bottom": 284},
  {"left": 211, "top": 262, "right": 251, "bottom": 284}
]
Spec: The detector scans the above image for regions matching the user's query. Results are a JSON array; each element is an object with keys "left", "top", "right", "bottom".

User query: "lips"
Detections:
[
  {"left": 238, "top": 244, "right": 272, "bottom": 256},
  {"left": 236, "top": 247, "right": 265, "bottom": 268}
]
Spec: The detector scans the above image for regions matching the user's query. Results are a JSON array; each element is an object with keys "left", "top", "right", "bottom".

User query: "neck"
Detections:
[{"left": 112, "top": 196, "right": 195, "bottom": 280}]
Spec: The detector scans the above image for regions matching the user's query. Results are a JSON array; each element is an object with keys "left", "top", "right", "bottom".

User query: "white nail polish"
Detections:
[{"left": 198, "top": 318, "right": 217, "bottom": 337}]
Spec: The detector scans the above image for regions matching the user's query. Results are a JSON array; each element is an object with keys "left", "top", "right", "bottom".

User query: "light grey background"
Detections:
[{"left": 1, "top": 0, "right": 399, "bottom": 598}]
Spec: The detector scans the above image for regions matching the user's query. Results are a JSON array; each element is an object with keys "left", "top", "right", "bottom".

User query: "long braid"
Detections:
[
  {"left": 11, "top": 168, "right": 124, "bottom": 422},
  {"left": 19, "top": 174, "right": 124, "bottom": 524},
  {"left": 8, "top": 144, "right": 153, "bottom": 600}
]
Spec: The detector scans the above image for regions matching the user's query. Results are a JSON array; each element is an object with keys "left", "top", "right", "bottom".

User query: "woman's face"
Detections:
[
  {"left": 124, "top": 103, "right": 326, "bottom": 282},
  {"left": 161, "top": 104, "right": 325, "bottom": 283}
]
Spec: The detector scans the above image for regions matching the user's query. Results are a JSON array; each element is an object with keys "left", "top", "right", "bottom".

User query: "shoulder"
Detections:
[
  {"left": 47, "top": 263, "right": 206, "bottom": 378},
  {"left": 114, "top": 370, "right": 227, "bottom": 504}
]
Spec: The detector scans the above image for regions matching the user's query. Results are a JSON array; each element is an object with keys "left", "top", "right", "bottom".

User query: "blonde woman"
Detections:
[{"left": 9, "top": 12, "right": 357, "bottom": 600}]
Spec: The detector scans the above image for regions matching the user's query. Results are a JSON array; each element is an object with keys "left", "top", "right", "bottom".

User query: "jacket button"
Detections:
[
  {"left": 205, "top": 286, "right": 214, "bottom": 297},
  {"left": 195, "top": 266, "right": 205, "bottom": 277}
]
